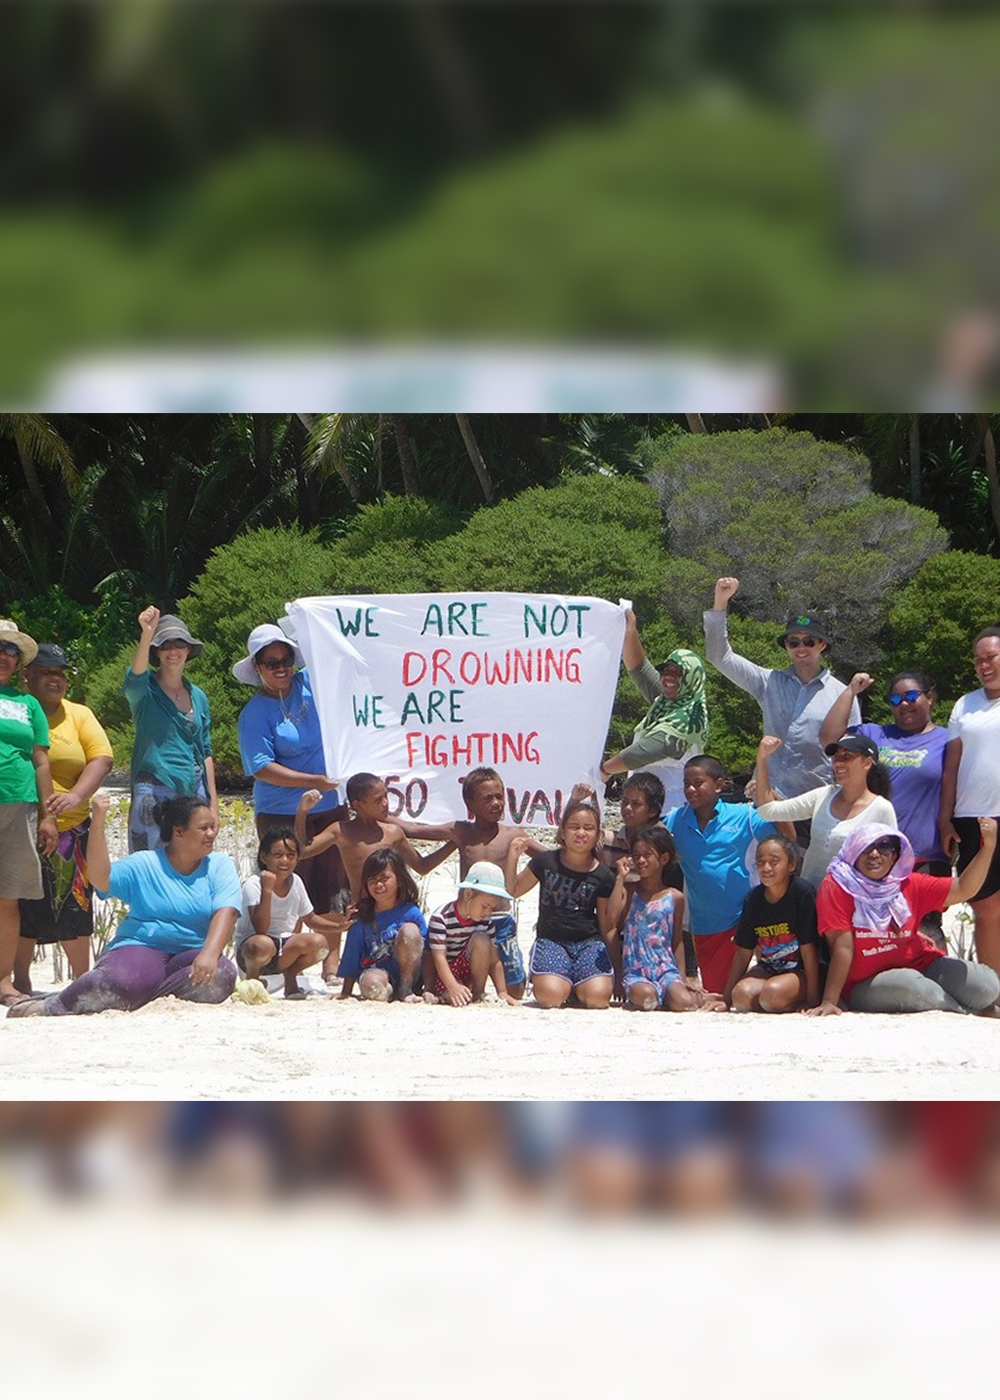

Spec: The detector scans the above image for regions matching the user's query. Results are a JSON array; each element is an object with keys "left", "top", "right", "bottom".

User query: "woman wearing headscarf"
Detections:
[
  {"left": 600, "top": 609, "right": 708, "bottom": 814},
  {"left": 0, "top": 619, "right": 58, "bottom": 1007},
  {"left": 809, "top": 821, "right": 1000, "bottom": 1016}
]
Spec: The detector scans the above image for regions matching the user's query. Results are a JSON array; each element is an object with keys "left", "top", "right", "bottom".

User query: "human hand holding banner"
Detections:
[{"left": 286, "top": 593, "right": 626, "bottom": 825}]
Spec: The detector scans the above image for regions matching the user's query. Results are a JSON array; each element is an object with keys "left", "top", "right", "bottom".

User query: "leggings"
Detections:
[
  {"left": 46, "top": 945, "right": 237, "bottom": 1016},
  {"left": 849, "top": 958, "right": 999, "bottom": 1014}
]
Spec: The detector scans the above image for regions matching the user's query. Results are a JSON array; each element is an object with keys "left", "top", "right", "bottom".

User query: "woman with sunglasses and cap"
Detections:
[
  {"left": 123, "top": 605, "right": 216, "bottom": 852},
  {"left": 808, "top": 821, "right": 1000, "bottom": 1016},
  {"left": 599, "top": 609, "right": 708, "bottom": 815},
  {"left": 819, "top": 668, "right": 950, "bottom": 880},
  {"left": 14, "top": 643, "right": 113, "bottom": 995},
  {"left": 704, "top": 578, "right": 861, "bottom": 812},
  {"left": 235, "top": 624, "right": 351, "bottom": 981},
  {"left": 0, "top": 619, "right": 58, "bottom": 1008}
]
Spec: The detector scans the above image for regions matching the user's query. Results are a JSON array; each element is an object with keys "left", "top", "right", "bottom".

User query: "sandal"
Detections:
[{"left": 5, "top": 997, "right": 51, "bottom": 1018}]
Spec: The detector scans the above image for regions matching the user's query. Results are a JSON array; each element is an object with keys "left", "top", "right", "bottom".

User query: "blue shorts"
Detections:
[
  {"left": 492, "top": 912, "right": 525, "bottom": 987},
  {"left": 570, "top": 1103, "right": 730, "bottom": 1161},
  {"left": 622, "top": 964, "right": 682, "bottom": 1001},
  {"left": 529, "top": 937, "right": 612, "bottom": 987}
]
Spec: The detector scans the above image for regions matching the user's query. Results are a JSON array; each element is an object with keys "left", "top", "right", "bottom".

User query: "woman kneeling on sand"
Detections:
[
  {"left": 809, "top": 821, "right": 1000, "bottom": 1016},
  {"left": 7, "top": 792, "right": 240, "bottom": 1018}
]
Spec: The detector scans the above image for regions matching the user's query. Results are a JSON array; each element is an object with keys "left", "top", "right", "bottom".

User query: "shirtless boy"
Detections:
[{"left": 295, "top": 773, "right": 455, "bottom": 980}]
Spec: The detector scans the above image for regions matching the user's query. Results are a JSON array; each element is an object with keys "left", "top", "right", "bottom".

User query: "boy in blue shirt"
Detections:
[{"left": 664, "top": 755, "right": 777, "bottom": 994}]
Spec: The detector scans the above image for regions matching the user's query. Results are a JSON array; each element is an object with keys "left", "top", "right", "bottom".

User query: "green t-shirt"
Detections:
[{"left": 0, "top": 685, "right": 49, "bottom": 805}]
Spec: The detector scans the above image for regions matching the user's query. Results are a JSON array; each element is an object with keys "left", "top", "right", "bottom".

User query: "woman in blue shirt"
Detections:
[
  {"left": 8, "top": 791, "right": 240, "bottom": 1018},
  {"left": 235, "top": 624, "right": 350, "bottom": 978},
  {"left": 123, "top": 606, "right": 215, "bottom": 853}
]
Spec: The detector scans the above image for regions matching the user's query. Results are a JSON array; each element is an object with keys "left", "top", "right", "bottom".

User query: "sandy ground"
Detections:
[{"left": 4, "top": 851, "right": 1000, "bottom": 1100}]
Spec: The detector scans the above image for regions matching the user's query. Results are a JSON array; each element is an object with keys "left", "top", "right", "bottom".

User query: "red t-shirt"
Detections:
[{"left": 815, "top": 872, "right": 950, "bottom": 1002}]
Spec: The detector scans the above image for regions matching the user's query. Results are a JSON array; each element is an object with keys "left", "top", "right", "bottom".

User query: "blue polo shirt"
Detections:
[{"left": 664, "top": 801, "right": 776, "bottom": 937}]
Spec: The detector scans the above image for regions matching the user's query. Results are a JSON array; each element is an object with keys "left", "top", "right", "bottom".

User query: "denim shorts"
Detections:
[{"left": 529, "top": 937, "right": 612, "bottom": 987}]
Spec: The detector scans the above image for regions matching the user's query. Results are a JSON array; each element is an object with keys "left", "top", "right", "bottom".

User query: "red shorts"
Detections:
[
  {"left": 433, "top": 945, "right": 472, "bottom": 999},
  {"left": 693, "top": 927, "right": 738, "bottom": 994}
]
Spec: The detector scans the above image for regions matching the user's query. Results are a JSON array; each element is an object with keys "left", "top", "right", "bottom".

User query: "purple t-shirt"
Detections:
[{"left": 852, "top": 722, "right": 949, "bottom": 863}]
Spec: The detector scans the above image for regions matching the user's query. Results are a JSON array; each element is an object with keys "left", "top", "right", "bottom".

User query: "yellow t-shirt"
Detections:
[{"left": 45, "top": 699, "right": 114, "bottom": 832}]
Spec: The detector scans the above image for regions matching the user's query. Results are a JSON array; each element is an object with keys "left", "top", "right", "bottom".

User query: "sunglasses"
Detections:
[
  {"left": 0, "top": 642, "right": 21, "bottom": 657},
  {"left": 866, "top": 839, "right": 900, "bottom": 857},
  {"left": 785, "top": 635, "right": 819, "bottom": 648},
  {"left": 889, "top": 689, "right": 926, "bottom": 707},
  {"left": 257, "top": 654, "right": 294, "bottom": 671},
  {"left": 156, "top": 639, "right": 190, "bottom": 652}
]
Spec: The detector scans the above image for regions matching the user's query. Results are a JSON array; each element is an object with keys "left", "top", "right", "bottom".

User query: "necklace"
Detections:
[{"left": 266, "top": 676, "right": 305, "bottom": 725}]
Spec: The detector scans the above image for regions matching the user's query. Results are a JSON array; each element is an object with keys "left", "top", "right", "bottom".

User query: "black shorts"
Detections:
[{"left": 954, "top": 817, "right": 1000, "bottom": 902}]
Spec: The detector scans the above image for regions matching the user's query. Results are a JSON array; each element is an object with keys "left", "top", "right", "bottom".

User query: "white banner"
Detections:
[{"left": 286, "top": 593, "right": 626, "bottom": 825}]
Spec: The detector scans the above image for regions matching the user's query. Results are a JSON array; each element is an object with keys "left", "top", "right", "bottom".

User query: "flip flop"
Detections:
[{"left": 5, "top": 997, "right": 50, "bottom": 1018}]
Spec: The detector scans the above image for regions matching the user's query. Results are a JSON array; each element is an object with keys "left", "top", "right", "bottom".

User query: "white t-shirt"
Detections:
[
  {"left": 948, "top": 690, "right": 1000, "bottom": 817},
  {"left": 757, "top": 785, "right": 897, "bottom": 890},
  {"left": 236, "top": 872, "right": 313, "bottom": 946}
]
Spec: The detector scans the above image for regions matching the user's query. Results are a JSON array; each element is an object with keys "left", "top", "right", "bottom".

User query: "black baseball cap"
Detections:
[
  {"left": 32, "top": 643, "right": 69, "bottom": 668},
  {"left": 778, "top": 612, "right": 831, "bottom": 646},
  {"left": 824, "top": 734, "right": 879, "bottom": 760}
]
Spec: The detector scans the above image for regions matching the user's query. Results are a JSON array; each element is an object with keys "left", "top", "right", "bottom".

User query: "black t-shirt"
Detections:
[
  {"left": 734, "top": 876, "right": 818, "bottom": 975},
  {"left": 528, "top": 849, "right": 617, "bottom": 944}
]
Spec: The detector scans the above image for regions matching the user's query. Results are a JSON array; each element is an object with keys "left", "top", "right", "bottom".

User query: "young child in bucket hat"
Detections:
[{"left": 426, "top": 861, "right": 522, "bottom": 1007}]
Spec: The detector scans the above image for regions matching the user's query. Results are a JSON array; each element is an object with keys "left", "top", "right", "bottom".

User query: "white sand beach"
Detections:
[{"left": 4, "top": 849, "right": 1000, "bottom": 1100}]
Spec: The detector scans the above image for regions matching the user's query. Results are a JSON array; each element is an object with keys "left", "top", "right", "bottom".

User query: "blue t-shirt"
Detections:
[
  {"left": 852, "top": 722, "right": 949, "bottom": 863},
  {"left": 338, "top": 902, "right": 427, "bottom": 980},
  {"left": 664, "top": 801, "right": 776, "bottom": 937},
  {"left": 237, "top": 670, "right": 340, "bottom": 815},
  {"left": 99, "top": 849, "right": 242, "bottom": 955}
]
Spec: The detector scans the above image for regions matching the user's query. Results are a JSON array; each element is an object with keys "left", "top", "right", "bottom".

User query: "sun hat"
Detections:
[
  {"left": 150, "top": 614, "right": 204, "bottom": 659},
  {"left": 31, "top": 643, "right": 69, "bottom": 668},
  {"left": 777, "top": 611, "right": 831, "bottom": 647},
  {"left": 824, "top": 734, "right": 879, "bottom": 760},
  {"left": 457, "top": 861, "right": 511, "bottom": 903},
  {"left": 233, "top": 623, "right": 305, "bottom": 685},
  {"left": 0, "top": 619, "right": 38, "bottom": 666}
]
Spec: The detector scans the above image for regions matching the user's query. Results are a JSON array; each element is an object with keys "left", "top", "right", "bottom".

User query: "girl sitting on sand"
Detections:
[
  {"left": 505, "top": 800, "right": 617, "bottom": 1009},
  {"left": 618, "top": 826, "right": 718, "bottom": 1012},
  {"left": 722, "top": 836, "right": 820, "bottom": 1013},
  {"left": 336, "top": 848, "right": 428, "bottom": 1003}
]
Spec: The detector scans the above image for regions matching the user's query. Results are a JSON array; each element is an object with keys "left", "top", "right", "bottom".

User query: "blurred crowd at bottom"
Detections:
[{"left": 1, "top": 1102, "right": 999, "bottom": 1219}]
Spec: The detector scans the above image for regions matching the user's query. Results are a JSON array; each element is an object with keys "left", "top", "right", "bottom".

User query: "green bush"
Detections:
[
  {"left": 424, "top": 475, "right": 668, "bottom": 616},
  {"left": 643, "top": 427, "right": 947, "bottom": 668},
  {"left": 884, "top": 551, "right": 1000, "bottom": 712}
]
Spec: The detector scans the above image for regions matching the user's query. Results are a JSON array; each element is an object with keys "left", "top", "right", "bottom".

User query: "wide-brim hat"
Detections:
[
  {"left": 824, "top": 733, "right": 879, "bottom": 760},
  {"left": 457, "top": 860, "right": 511, "bottom": 903},
  {"left": 0, "top": 619, "right": 38, "bottom": 666},
  {"left": 233, "top": 623, "right": 305, "bottom": 685},
  {"left": 777, "top": 612, "right": 832, "bottom": 647},
  {"left": 150, "top": 614, "right": 204, "bottom": 659}
]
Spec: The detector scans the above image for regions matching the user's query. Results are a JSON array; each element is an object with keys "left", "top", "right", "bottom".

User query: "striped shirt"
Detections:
[{"left": 428, "top": 900, "right": 497, "bottom": 963}]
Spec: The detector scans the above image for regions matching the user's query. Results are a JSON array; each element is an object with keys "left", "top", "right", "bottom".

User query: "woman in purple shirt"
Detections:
[{"left": 820, "top": 667, "right": 950, "bottom": 946}]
